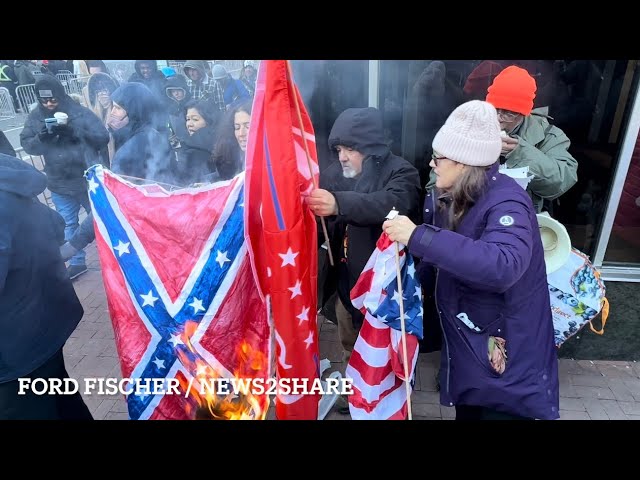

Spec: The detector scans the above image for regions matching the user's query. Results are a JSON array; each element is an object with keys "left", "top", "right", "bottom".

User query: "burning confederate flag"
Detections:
[
  {"left": 244, "top": 60, "right": 321, "bottom": 420},
  {"left": 87, "top": 165, "right": 270, "bottom": 420}
]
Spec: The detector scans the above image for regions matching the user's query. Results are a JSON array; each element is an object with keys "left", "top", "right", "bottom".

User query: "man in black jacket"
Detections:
[
  {"left": 305, "top": 107, "right": 421, "bottom": 363},
  {"left": 20, "top": 74, "right": 109, "bottom": 280},
  {"left": 0, "top": 153, "right": 93, "bottom": 419}
]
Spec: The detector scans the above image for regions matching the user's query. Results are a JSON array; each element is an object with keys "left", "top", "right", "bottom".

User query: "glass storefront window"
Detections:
[
  {"left": 604, "top": 132, "right": 640, "bottom": 264},
  {"left": 378, "top": 59, "right": 640, "bottom": 259}
]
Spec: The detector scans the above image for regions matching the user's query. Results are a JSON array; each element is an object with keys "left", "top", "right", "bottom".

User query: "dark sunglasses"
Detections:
[{"left": 39, "top": 97, "right": 59, "bottom": 105}]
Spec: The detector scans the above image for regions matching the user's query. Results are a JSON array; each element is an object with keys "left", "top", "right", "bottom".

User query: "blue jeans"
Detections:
[{"left": 50, "top": 191, "right": 91, "bottom": 266}]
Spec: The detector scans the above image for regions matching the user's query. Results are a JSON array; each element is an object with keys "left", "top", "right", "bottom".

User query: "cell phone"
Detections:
[{"left": 45, "top": 118, "right": 57, "bottom": 133}]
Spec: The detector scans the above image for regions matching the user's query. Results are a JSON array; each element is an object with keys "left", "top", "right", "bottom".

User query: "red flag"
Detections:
[{"left": 245, "top": 60, "right": 320, "bottom": 419}]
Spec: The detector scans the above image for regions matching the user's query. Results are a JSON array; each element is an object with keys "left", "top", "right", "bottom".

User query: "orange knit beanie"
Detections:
[{"left": 486, "top": 65, "right": 537, "bottom": 116}]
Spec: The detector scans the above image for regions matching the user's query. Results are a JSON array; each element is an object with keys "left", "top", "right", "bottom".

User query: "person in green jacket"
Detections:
[{"left": 426, "top": 65, "right": 578, "bottom": 213}]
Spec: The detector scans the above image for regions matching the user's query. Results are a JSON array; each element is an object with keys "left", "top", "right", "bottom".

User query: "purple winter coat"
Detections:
[{"left": 408, "top": 163, "right": 559, "bottom": 420}]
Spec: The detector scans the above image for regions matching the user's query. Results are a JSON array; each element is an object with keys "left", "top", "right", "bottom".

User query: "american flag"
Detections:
[
  {"left": 244, "top": 60, "right": 321, "bottom": 419},
  {"left": 87, "top": 165, "right": 270, "bottom": 420},
  {"left": 347, "top": 233, "right": 423, "bottom": 420}
]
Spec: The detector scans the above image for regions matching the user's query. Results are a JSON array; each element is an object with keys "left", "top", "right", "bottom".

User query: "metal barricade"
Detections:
[
  {"left": 56, "top": 71, "right": 89, "bottom": 96},
  {"left": 14, "top": 147, "right": 54, "bottom": 208},
  {"left": 16, "top": 84, "right": 38, "bottom": 114},
  {"left": 0, "top": 87, "right": 16, "bottom": 119}
]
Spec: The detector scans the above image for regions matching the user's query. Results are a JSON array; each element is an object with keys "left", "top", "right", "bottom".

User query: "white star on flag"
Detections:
[
  {"left": 140, "top": 290, "right": 158, "bottom": 307},
  {"left": 196, "top": 364, "right": 208, "bottom": 376},
  {"left": 152, "top": 357, "right": 165, "bottom": 370},
  {"left": 168, "top": 334, "right": 184, "bottom": 347},
  {"left": 391, "top": 290, "right": 405, "bottom": 305},
  {"left": 288, "top": 280, "right": 302, "bottom": 299},
  {"left": 215, "top": 250, "right": 231, "bottom": 268},
  {"left": 414, "top": 286, "right": 422, "bottom": 299},
  {"left": 189, "top": 297, "right": 205, "bottom": 314},
  {"left": 296, "top": 306, "right": 310, "bottom": 325},
  {"left": 418, "top": 306, "right": 424, "bottom": 318},
  {"left": 278, "top": 248, "right": 299, "bottom": 267},
  {"left": 377, "top": 314, "right": 388, "bottom": 323},
  {"left": 88, "top": 177, "right": 99, "bottom": 194},
  {"left": 407, "top": 262, "right": 416, "bottom": 279},
  {"left": 396, "top": 312, "right": 410, "bottom": 322},
  {"left": 304, "top": 332, "right": 314, "bottom": 349},
  {"left": 114, "top": 240, "right": 130, "bottom": 257}
]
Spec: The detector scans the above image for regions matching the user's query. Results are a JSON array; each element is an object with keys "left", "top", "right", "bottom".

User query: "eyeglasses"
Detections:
[
  {"left": 496, "top": 109, "right": 520, "bottom": 122},
  {"left": 39, "top": 97, "right": 58, "bottom": 105},
  {"left": 431, "top": 153, "right": 447, "bottom": 166}
]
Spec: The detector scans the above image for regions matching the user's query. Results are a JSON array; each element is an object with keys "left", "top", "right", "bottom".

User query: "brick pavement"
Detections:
[{"left": 64, "top": 243, "right": 640, "bottom": 420}]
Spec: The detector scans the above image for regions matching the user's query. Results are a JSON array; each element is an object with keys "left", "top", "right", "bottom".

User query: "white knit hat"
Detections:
[{"left": 432, "top": 100, "right": 502, "bottom": 167}]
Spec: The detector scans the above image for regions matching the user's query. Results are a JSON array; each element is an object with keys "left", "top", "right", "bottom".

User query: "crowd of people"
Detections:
[{"left": 0, "top": 60, "right": 579, "bottom": 420}]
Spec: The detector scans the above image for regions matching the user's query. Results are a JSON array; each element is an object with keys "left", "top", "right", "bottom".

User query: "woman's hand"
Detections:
[{"left": 382, "top": 215, "right": 417, "bottom": 246}]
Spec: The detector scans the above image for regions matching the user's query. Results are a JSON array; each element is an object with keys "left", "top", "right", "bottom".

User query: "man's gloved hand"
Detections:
[
  {"left": 51, "top": 123, "right": 74, "bottom": 138},
  {"left": 59, "top": 242, "right": 78, "bottom": 262},
  {"left": 38, "top": 126, "right": 55, "bottom": 142}
]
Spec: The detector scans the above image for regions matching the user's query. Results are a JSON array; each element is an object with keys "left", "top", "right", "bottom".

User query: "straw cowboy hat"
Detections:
[{"left": 537, "top": 212, "right": 572, "bottom": 275}]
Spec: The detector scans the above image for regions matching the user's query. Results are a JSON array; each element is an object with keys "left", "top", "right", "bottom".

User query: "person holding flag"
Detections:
[
  {"left": 305, "top": 107, "right": 422, "bottom": 366},
  {"left": 383, "top": 100, "right": 559, "bottom": 420}
]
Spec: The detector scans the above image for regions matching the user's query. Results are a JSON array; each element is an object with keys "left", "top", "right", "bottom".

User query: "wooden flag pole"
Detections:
[
  {"left": 285, "top": 60, "right": 334, "bottom": 267},
  {"left": 388, "top": 208, "right": 413, "bottom": 420}
]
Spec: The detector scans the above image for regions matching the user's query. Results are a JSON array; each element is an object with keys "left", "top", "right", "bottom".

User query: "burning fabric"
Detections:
[{"left": 87, "top": 165, "right": 270, "bottom": 420}]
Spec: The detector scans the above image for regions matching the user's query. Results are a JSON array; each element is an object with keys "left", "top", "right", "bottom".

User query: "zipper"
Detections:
[
  {"left": 434, "top": 269, "right": 451, "bottom": 398},
  {"left": 430, "top": 191, "right": 451, "bottom": 400}
]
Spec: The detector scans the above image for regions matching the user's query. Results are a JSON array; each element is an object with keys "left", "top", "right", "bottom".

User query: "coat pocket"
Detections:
[{"left": 453, "top": 309, "right": 507, "bottom": 377}]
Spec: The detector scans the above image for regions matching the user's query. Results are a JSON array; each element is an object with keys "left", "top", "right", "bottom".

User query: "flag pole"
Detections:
[
  {"left": 285, "top": 60, "right": 334, "bottom": 267},
  {"left": 388, "top": 208, "right": 413, "bottom": 420}
]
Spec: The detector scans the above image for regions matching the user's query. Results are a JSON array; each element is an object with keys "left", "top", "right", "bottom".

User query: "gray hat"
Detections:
[{"left": 212, "top": 64, "right": 228, "bottom": 80}]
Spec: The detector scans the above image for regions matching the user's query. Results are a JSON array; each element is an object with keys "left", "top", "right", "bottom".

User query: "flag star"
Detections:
[
  {"left": 168, "top": 333, "right": 184, "bottom": 347},
  {"left": 397, "top": 312, "right": 410, "bottom": 322},
  {"left": 414, "top": 286, "right": 422, "bottom": 299},
  {"left": 140, "top": 290, "right": 159, "bottom": 307},
  {"left": 216, "top": 250, "right": 231, "bottom": 268},
  {"left": 189, "top": 297, "right": 205, "bottom": 314},
  {"left": 288, "top": 280, "right": 302, "bottom": 299},
  {"left": 152, "top": 357, "right": 165, "bottom": 370},
  {"left": 88, "top": 177, "right": 99, "bottom": 194},
  {"left": 377, "top": 314, "right": 388, "bottom": 323},
  {"left": 418, "top": 306, "right": 424, "bottom": 318},
  {"left": 407, "top": 262, "right": 416, "bottom": 279},
  {"left": 114, "top": 240, "right": 130, "bottom": 257},
  {"left": 391, "top": 290, "right": 406, "bottom": 305},
  {"left": 239, "top": 202, "right": 244, "bottom": 208},
  {"left": 278, "top": 248, "right": 299, "bottom": 267},
  {"left": 304, "top": 332, "right": 314, "bottom": 349},
  {"left": 196, "top": 364, "right": 208, "bottom": 376},
  {"left": 296, "top": 306, "right": 310, "bottom": 325},
  {"left": 137, "top": 391, "right": 148, "bottom": 400}
]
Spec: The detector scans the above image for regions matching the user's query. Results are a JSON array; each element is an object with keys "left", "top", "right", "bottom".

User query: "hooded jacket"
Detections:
[
  {"left": 110, "top": 82, "right": 173, "bottom": 183},
  {"left": 128, "top": 60, "right": 167, "bottom": 101},
  {"left": 321, "top": 107, "right": 421, "bottom": 326},
  {"left": 20, "top": 75, "right": 110, "bottom": 195},
  {"left": 0, "top": 154, "right": 84, "bottom": 382}
]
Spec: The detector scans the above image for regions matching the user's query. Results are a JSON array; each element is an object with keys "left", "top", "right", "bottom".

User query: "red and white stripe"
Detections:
[{"left": 347, "top": 234, "right": 419, "bottom": 420}]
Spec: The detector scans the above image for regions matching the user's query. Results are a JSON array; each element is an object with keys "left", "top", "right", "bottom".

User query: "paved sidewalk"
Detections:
[{"left": 64, "top": 243, "right": 640, "bottom": 420}]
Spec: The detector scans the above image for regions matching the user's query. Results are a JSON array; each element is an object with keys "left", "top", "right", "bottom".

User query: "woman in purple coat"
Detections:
[{"left": 383, "top": 100, "right": 559, "bottom": 420}]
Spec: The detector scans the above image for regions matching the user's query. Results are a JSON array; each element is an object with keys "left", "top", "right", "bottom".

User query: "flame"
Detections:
[{"left": 176, "top": 321, "right": 270, "bottom": 420}]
